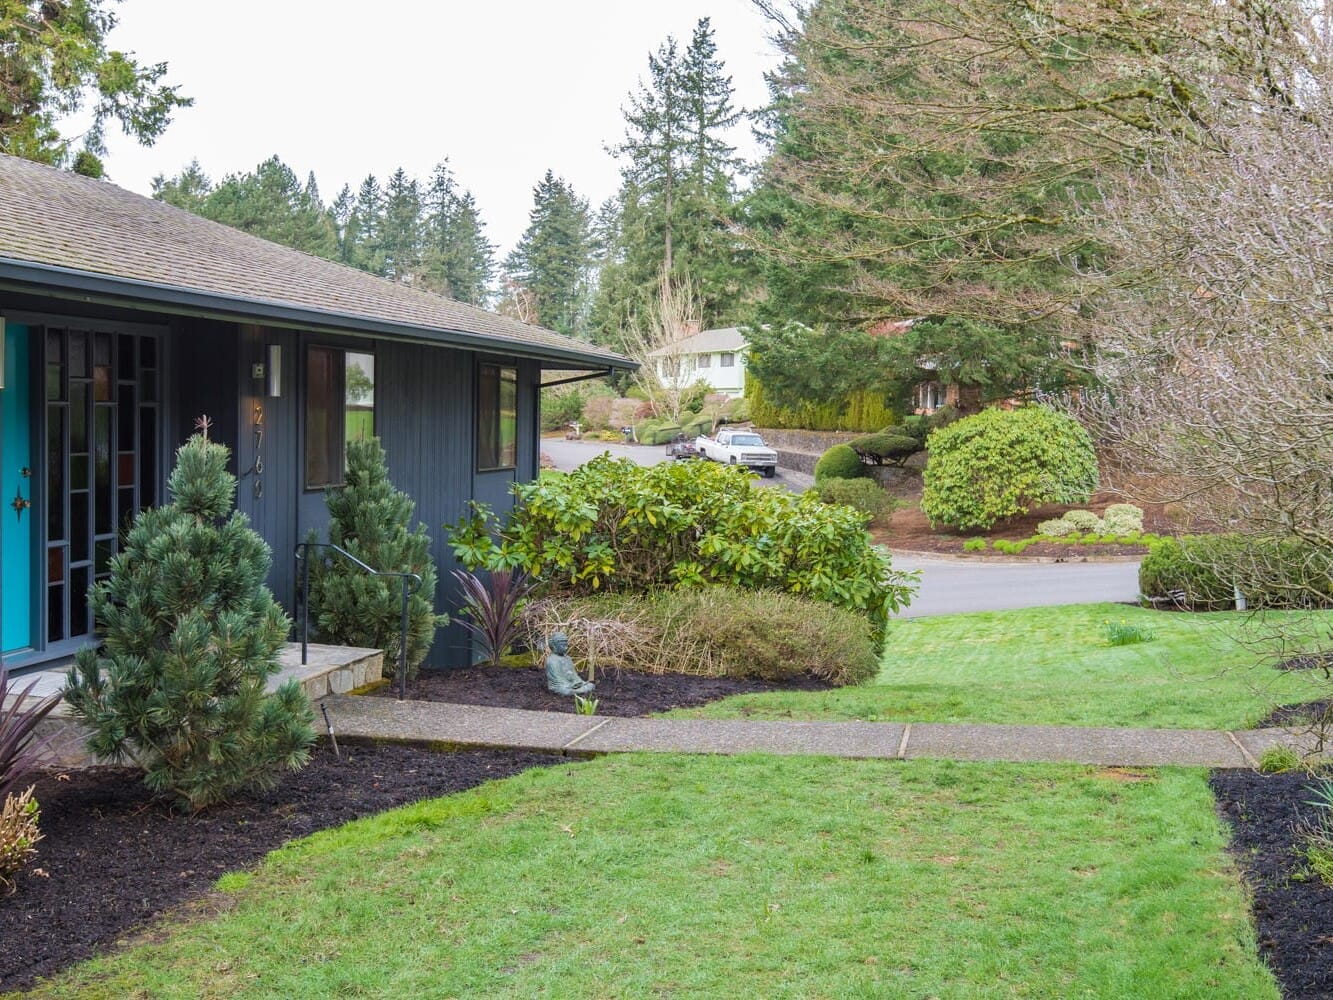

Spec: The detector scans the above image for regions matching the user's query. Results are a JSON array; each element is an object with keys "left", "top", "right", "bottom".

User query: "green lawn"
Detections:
[
  {"left": 22, "top": 755, "right": 1275, "bottom": 999},
  {"left": 669, "top": 603, "right": 1333, "bottom": 729}
]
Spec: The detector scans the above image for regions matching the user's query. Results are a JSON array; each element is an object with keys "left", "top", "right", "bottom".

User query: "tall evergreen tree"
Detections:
[
  {"left": 156, "top": 155, "right": 338, "bottom": 259},
  {"left": 420, "top": 161, "right": 496, "bottom": 305},
  {"left": 330, "top": 183, "right": 359, "bottom": 266},
  {"left": 64, "top": 431, "right": 314, "bottom": 812},
  {"left": 595, "top": 18, "right": 747, "bottom": 347},
  {"left": 380, "top": 167, "right": 424, "bottom": 283},
  {"left": 504, "top": 170, "right": 594, "bottom": 337},
  {"left": 0, "top": 0, "right": 190, "bottom": 174},
  {"left": 151, "top": 159, "right": 212, "bottom": 214},
  {"left": 350, "top": 175, "right": 387, "bottom": 275}
]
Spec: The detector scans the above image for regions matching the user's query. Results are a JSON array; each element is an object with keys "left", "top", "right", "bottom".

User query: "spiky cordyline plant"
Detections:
[
  {"left": 452, "top": 568, "right": 535, "bottom": 668},
  {"left": 0, "top": 668, "right": 61, "bottom": 803}
]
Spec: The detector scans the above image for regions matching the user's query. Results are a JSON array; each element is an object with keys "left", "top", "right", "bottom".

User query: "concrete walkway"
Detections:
[{"left": 320, "top": 695, "right": 1304, "bottom": 769}]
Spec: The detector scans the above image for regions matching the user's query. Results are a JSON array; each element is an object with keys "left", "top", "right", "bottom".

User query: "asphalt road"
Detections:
[
  {"left": 891, "top": 554, "right": 1142, "bottom": 618},
  {"left": 539, "top": 436, "right": 1141, "bottom": 617},
  {"left": 540, "top": 436, "right": 813, "bottom": 491}
]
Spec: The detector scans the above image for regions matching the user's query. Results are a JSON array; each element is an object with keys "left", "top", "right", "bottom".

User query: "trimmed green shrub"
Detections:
[
  {"left": 540, "top": 385, "right": 584, "bottom": 431},
  {"left": 525, "top": 588, "right": 881, "bottom": 686},
  {"left": 814, "top": 443, "right": 864, "bottom": 482},
  {"left": 1140, "top": 535, "right": 1333, "bottom": 609},
  {"left": 1062, "top": 509, "right": 1103, "bottom": 532},
  {"left": 921, "top": 406, "right": 1098, "bottom": 531},
  {"left": 963, "top": 537, "right": 988, "bottom": 552},
  {"left": 632, "top": 420, "right": 683, "bottom": 446},
  {"left": 65, "top": 433, "right": 314, "bottom": 812},
  {"left": 814, "top": 477, "right": 892, "bottom": 520},
  {"left": 1037, "top": 518, "right": 1076, "bottom": 537},
  {"left": 682, "top": 416, "right": 712, "bottom": 439},
  {"left": 305, "top": 438, "right": 446, "bottom": 680},
  {"left": 847, "top": 432, "right": 921, "bottom": 467},
  {"left": 1102, "top": 503, "right": 1145, "bottom": 535},
  {"left": 451, "top": 455, "right": 915, "bottom": 638}
]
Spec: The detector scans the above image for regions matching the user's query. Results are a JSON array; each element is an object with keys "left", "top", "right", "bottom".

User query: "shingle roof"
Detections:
[
  {"left": 0, "top": 153, "right": 632, "bottom": 369},
  {"left": 645, "top": 326, "right": 747, "bottom": 358}
]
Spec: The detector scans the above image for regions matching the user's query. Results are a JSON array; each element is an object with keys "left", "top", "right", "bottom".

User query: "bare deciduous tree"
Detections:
[
  {"left": 621, "top": 270, "right": 706, "bottom": 424},
  {"left": 1074, "top": 37, "right": 1332, "bottom": 604}
]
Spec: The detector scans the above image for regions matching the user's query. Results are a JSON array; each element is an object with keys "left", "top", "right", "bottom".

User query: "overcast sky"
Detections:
[{"left": 92, "top": 0, "right": 783, "bottom": 258}]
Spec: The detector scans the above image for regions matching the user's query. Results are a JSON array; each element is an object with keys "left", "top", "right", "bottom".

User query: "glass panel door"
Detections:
[{"left": 43, "top": 326, "right": 160, "bottom": 647}]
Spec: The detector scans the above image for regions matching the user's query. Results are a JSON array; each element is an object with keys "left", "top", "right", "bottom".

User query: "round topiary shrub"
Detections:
[
  {"left": 1102, "top": 503, "right": 1145, "bottom": 535},
  {"left": 1061, "top": 509, "right": 1103, "bottom": 532},
  {"left": 814, "top": 443, "right": 864, "bottom": 482},
  {"left": 814, "top": 477, "right": 892, "bottom": 520},
  {"left": 1037, "top": 518, "right": 1076, "bottom": 537},
  {"left": 920, "top": 406, "right": 1098, "bottom": 531}
]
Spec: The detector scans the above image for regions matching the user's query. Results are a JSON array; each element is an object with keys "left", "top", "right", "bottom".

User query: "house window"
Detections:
[
  {"left": 478, "top": 363, "right": 517, "bottom": 470},
  {"left": 719, "top": 352, "right": 735, "bottom": 368},
  {"left": 306, "top": 346, "right": 375, "bottom": 489},
  {"left": 696, "top": 353, "right": 711, "bottom": 369}
]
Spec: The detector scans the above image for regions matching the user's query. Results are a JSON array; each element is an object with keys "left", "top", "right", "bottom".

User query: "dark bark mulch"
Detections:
[
  {"left": 0, "top": 745, "right": 563, "bottom": 993},
  {"left": 374, "top": 664, "right": 831, "bottom": 716},
  {"left": 1211, "top": 769, "right": 1333, "bottom": 999},
  {"left": 1258, "top": 700, "right": 1333, "bottom": 730},
  {"left": 1277, "top": 654, "right": 1333, "bottom": 673},
  {"left": 2, "top": 668, "right": 825, "bottom": 991}
]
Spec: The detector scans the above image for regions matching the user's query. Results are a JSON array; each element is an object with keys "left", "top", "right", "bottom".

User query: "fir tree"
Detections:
[
  {"left": 305, "top": 437, "right": 445, "bottom": 679},
  {"left": 421, "top": 161, "right": 496, "bottom": 305},
  {"left": 595, "top": 18, "right": 747, "bottom": 344},
  {"left": 64, "top": 430, "right": 314, "bottom": 813},
  {"left": 503, "top": 170, "right": 594, "bottom": 337},
  {"left": 380, "top": 167, "right": 424, "bottom": 284}
]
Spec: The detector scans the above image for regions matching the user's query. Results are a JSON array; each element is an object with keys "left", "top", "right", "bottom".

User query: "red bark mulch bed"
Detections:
[{"left": 871, "top": 491, "right": 1171, "bottom": 558}]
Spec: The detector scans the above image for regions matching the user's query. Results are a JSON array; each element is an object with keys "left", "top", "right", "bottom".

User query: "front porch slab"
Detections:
[{"left": 10, "top": 642, "right": 385, "bottom": 769}]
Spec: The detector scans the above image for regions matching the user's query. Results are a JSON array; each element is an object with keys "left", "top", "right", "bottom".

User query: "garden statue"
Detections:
[{"left": 545, "top": 632, "right": 594, "bottom": 696}]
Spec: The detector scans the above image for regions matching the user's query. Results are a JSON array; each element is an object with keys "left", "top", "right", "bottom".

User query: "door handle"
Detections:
[{"left": 10, "top": 467, "right": 30, "bottom": 522}]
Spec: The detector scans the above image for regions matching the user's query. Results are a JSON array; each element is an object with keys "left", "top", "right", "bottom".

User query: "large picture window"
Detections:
[
  {"left": 306, "top": 346, "right": 375, "bottom": 489},
  {"left": 477, "top": 363, "right": 517, "bottom": 471}
]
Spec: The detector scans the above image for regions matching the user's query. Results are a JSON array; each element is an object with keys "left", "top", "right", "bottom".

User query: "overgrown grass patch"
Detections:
[
  {"left": 670, "top": 603, "right": 1333, "bottom": 729},
  {"left": 26, "top": 755, "right": 1274, "bottom": 998}
]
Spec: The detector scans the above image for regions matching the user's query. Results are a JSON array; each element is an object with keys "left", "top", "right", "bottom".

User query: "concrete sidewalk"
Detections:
[{"left": 321, "top": 695, "right": 1302, "bottom": 769}]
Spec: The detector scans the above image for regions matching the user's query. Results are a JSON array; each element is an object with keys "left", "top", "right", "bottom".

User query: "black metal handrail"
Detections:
[{"left": 294, "top": 542, "right": 423, "bottom": 701}]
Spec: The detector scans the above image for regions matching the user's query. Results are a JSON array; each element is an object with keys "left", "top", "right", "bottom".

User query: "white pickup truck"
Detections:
[{"left": 694, "top": 429, "right": 779, "bottom": 478}]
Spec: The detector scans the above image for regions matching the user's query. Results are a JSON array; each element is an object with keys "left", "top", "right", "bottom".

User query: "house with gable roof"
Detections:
[
  {"left": 0, "top": 154, "right": 634, "bottom": 670},
  {"left": 645, "top": 326, "right": 748, "bottom": 398}
]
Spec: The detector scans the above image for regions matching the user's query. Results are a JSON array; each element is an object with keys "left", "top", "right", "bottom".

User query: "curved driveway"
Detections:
[{"left": 540, "top": 436, "right": 1140, "bottom": 616}]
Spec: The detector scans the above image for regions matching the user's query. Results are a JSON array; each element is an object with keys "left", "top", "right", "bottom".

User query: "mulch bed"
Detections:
[
  {"left": 2, "top": 668, "right": 825, "bottom": 991},
  {"left": 871, "top": 491, "right": 1171, "bottom": 558},
  {"left": 1211, "top": 768, "right": 1333, "bottom": 999},
  {"left": 0, "top": 745, "right": 563, "bottom": 993},
  {"left": 373, "top": 664, "right": 831, "bottom": 716}
]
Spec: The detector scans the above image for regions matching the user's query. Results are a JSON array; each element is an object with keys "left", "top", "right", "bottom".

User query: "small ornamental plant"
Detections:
[
  {"left": 1103, "top": 618, "right": 1155, "bottom": 646},
  {"left": 65, "top": 429, "right": 314, "bottom": 812}
]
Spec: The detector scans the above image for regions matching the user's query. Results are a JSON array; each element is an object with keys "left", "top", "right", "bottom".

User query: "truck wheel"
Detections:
[{"left": 764, "top": 468, "right": 775, "bottom": 478}]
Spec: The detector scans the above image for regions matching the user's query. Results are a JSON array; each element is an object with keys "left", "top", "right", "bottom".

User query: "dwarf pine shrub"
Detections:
[{"left": 65, "top": 433, "right": 314, "bottom": 812}]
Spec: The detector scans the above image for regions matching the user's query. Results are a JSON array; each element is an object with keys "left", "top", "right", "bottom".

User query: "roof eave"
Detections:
[{"left": 0, "top": 257, "right": 637, "bottom": 372}]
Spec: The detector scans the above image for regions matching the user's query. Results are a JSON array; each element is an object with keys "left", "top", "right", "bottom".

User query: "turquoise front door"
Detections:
[{"left": 1, "top": 322, "right": 33, "bottom": 656}]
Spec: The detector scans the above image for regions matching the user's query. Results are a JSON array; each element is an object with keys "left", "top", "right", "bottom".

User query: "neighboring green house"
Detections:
[{"left": 0, "top": 154, "right": 634, "bottom": 669}]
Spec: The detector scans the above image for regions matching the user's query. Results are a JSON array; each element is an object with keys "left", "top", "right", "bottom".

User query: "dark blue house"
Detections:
[{"left": 0, "top": 154, "right": 632, "bottom": 669}]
